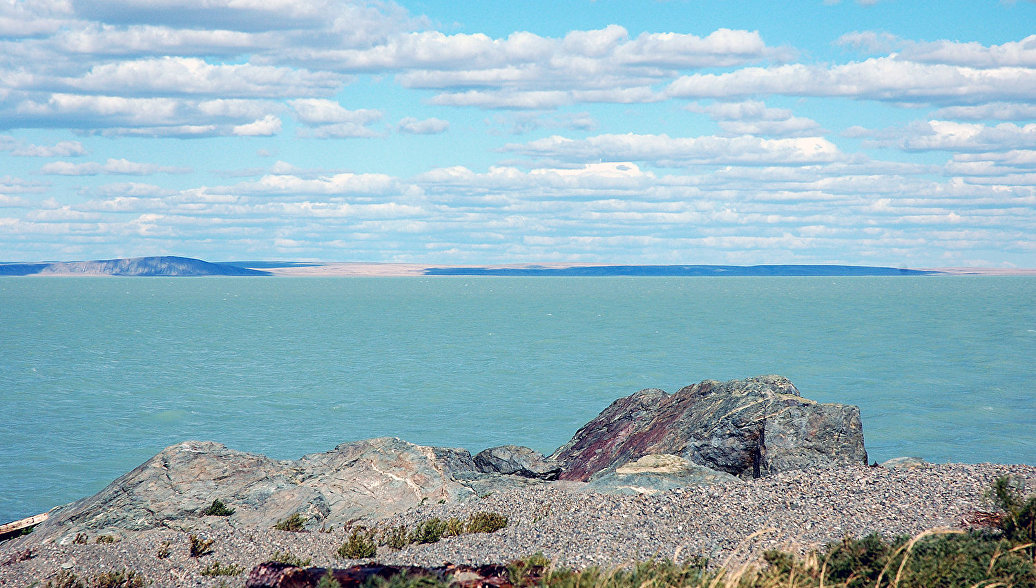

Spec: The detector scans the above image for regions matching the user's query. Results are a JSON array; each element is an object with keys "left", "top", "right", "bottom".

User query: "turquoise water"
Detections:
[{"left": 1, "top": 276, "right": 1034, "bottom": 523}]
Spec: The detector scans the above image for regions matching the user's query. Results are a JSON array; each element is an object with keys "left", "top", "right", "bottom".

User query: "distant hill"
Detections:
[
  {"left": 0, "top": 256, "right": 270, "bottom": 276},
  {"left": 423, "top": 264, "right": 937, "bottom": 277}
]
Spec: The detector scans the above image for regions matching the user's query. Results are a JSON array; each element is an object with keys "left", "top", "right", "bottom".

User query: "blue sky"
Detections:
[{"left": 1, "top": 0, "right": 1035, "bottom": 267}]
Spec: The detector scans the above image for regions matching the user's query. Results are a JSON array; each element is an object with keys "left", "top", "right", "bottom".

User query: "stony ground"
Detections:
[{"left": 1, "top": 463, "right": 1032, "bottom": 587}]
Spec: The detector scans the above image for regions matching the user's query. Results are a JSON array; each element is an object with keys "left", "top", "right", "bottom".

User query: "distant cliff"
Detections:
[{"left": 0, "top": 256, "right": 270, "bottom": 276}]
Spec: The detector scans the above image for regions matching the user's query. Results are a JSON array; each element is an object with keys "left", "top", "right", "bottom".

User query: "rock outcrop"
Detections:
[
  {"left": 19, "top": 376, "right": 868, "bottom": 544},
  {"left": 474, "top": 446, "right": 561, "bottom": 480},
  {"left": 551, "top": 375, "right": 867, "bottom": 480},
  {"left": 31, "top": 438, "right": 481, "bottom": 544},
  {"left": 587, "top": 454, "right": 738, "bottom": 495}
]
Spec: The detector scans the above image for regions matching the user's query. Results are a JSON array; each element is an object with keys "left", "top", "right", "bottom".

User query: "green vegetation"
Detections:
[
  {"left": 268, "top": 550, "right": 312, "bottom": 567},
  {"left": 408, "top": 518, "right": 449, "bottom": 545},
  {"left": 200, "top": 561, "right": 244, "bottom": 577},
  {"left": 337, "top": 526, "right": 378, "bottom": 559},
  {"left": 92, "top": 569, "right": 146, "bottom": 588},
  {"left": 273, "top": 512, "right": 308, "bottom": 532},
  {"left": 43, "top": 570, "right": 84, "bottom": 588},
  {"left": 156, "top": 540, "right": 171, "bottom": 559},
  {"left": 465, "top": 511, "right": 508, "bottom": 534},
  {"left": 317, "top": 570, "right": 342, "bottom": 588},
  {"left": 336, "top": 478, "right": 1035, "bottom": 587},
  {"left": 989, "top": 475, "right": 1036, "bottom": 556},
  {"left": 72, "top": 533, "right": 88, "bottom": 545},
  {"left": 188, "top": 534, "right": 215, "bottom": 557},
  {"left": 94, "top": 535, "right": 118, "bottom": 544},
  {"left": 44, "top": 569, "right": 146, "bottom": 588},
  {"left": 332, "top": 510, "right": 510, "bottom": 560},
  {"left": 201, "top": 499, "right": 235, "bottom": 517}
]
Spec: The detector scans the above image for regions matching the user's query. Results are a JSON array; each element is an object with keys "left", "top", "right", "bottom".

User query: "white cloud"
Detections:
[
  {"left": 0, "top": 137, "right": 86, "bottom": 157},
  {"left": 504, "top": 133, "right": 842, "bottom": 166},
  {"left": 685, "top": 100, "right": 825, "bottom": 137},
  {"left": 667, "top": 57, "right": 1036, "bottom": 105},
  {"left": 66, "top": 57, "right": 344, "bottom": 97},
  {"left": 934, "top": 102, "right": 1036, "bottom": 121},
  {"left": 40, "top": 158, "right": 192, "bottom": 175},
  {"left": 397, "top": 117, "right": 449, "bottom": 135},
  {"left": 233, "top": 114, "right": 282, "bottom": 136},
  {"left": 835, "top": 31, "right": 901, "bottom": 55},
  {"left": 854, "top": 120, "right": 1036, "bottom": 152},
  {"left": 899, "top": 35, "right": 1036, "bottom": 68}
]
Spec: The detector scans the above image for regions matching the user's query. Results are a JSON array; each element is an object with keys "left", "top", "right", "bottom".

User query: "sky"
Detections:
[{"left": 1, "top": 0, "right": 1035, "bottom": 267}]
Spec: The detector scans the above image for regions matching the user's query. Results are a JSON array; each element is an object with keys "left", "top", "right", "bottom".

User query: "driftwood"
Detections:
[{"left": 0, "top": 513, "right": 48, "bottom": 539}]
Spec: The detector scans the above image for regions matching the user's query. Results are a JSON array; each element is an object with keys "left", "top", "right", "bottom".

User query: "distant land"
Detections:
[
  {"left": 0, "top": 256, "right": 269, "bottom": 276},
  {"left": 2, "top": 256, "right": 1035, "bottom": 277}
]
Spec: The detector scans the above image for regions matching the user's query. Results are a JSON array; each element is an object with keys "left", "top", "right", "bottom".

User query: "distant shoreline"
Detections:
[{"left": 2, "top": 256, "right": 1036, "bottom": 277}]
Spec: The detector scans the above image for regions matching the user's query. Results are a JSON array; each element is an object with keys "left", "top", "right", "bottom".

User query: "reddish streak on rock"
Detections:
[{"left": 245, "top": 562, "right": 514, "bottom": 588}]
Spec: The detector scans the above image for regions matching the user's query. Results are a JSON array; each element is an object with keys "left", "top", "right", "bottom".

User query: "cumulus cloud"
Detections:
[
  {"left": 40, "top": 158, "right": 192, "bottom": 175},
  {"left": 852, "top": 120, "right": 1036, "bottom": 152},
  {"left": 503, "top": 133, "right": 842, "bottom": 166},
  {"left": 233, "top": 114, "right": 282, "bottom": 136},
  {"left": 667, "top": 57, "right": 1036, "bottom": 105},
  {"left": 685, "top": 100, "right": 825, "bottom": 137},
  {"left": 397, "top": 117, "right": 449, "bottom": 135},
  {"left": 0, "top": 137, "right": 86, "bottom": 157}
]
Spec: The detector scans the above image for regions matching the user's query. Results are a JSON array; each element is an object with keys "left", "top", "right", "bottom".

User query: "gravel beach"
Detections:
[{"left": 1, "top": 463, "right": 1033, "bottom": 587}]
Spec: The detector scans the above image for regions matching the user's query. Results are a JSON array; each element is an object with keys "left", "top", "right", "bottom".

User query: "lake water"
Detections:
[{"left": 1, "top": 276, "right": 1034, "bottom": 523}]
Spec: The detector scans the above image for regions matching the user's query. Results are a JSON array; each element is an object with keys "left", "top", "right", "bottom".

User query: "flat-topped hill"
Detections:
[{"left": 0, "top": 256, "right": 270, "bottom": 276}]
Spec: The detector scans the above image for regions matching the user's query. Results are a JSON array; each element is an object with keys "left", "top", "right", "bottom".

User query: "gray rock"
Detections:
[
  {"left": 551, "top": 375, "right": 868, "bottom": 480},
  {"left": 473, "top": 445, "right": 561, "bottom": 480},
  {"left": 30, "top": 437, "right": 480, "bottom": 544},
  {"left": 587, "top": 454, "right": 739, "bottom": 495},
  {"left": 881, "top": 457, "right": 928, "bottom": 470}
]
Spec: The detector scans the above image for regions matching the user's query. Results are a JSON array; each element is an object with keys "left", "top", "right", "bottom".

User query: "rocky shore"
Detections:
[{"left": 1, "top": 376, "right": 1031, "bottom": 587}]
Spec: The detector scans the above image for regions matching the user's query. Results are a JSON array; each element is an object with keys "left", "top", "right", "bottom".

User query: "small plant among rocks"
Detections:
[
  {"left": 273, "top": 512, "right": 307, "bottom": 532},
  {"left": 72, "top": 533, "right": 88, "bottom": 544},
  {"left": 44, "top": 569, "right": 84, "bottom": 588},
  {"left": 200, "top": 561, "right": 244, "bottom": 577},
  {"left": 269, "top": 550, "right": 312, "bottom": 567},
  {"left": 94, "top": 535, "right": 119, "bottom": 544},
  {"left": 188, "top": 534, "right": 215, "bottom": 557},
  {"left": 408, "top": 518, "right": 448, "bottom": 545},
  {"left": 379, "top": 525, "right": 409, "bottom": 550},
  {"left": 156, "top": 540, "right": 171, "bottom": 559},
  {"left": 92, "top": 569, "right": 146, "bottom": 588},
  {"left": 988, "top": 475, "right": 1036, "bottom": 556},
  {"left": 337, "top": 526, "right": 377, "bottom": 559},
  {"left": 201, "top": 498, "right": 235, "bottom": 517},
  {"left": 466, "top": 511, "right": 508, "bottom": 534},
  {"left": 317, "top": 570, "right": 342, "bottom": 588}
]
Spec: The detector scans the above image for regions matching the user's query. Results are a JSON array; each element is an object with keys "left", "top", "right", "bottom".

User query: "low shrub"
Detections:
[
  {"left": 156, "top": 540, "right": 171, "bottom": 559},
  {"left": 408, "top": 518, "right": 447, "bottom": 545},
  {"left": 200, "top": 561, "right": 244, "bottom": 577},
  {"left": 379, "top": 525, "right": 409, "bottom": 550},
  {"left": 44, "top": 569, "right": 84, "bottom": 588},
  {"left": 188, "top": 534, "right": 215, "bottom": 557},
  {"left": 269, "top": 550, "right": 312, "bottom": 567},
  {"left": 92, "top": 569, "right": 146, "bottom": 588},
  {"left": 201, "top": 499, "right": 235, "bottom": 517},
  {"left": 273, "top": 513, "right": 307, "bottom": 532},
  {"left": 466, "top": 511, "right": 508, "bottom": 534},
  {"left": 337, "top": 526, "right": 377, "bottom": 559},
  {"left": 94, "top": 535, "right": 118, "bottom": 544}
]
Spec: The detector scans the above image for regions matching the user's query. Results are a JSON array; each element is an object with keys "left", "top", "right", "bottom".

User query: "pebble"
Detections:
[{"left": 0, "top": 463, "right": 1032, "bottom": 587}]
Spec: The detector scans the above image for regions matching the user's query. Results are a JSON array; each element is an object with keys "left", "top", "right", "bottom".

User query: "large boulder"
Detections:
[
  {"left": 551, "top": 375, "right": 867, "bottom": 481},
  {"left": 29, "top": 437, "right": 481, "bottom": 544}
]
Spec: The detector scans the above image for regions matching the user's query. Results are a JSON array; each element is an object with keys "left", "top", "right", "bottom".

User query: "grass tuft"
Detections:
[
  {"left": 188, "top": 534, "right": 215, "bottom": 558},
  {"left": 268, "top": 550, "right": 312, "bottom": 567},
  {"left": 337, "top": 526, "right": 378, "bottom": 559},
  {"left": 273, "top": 512, "right": 308, "bottom": 532},
  {"left": 201, "top": 499, "right": 235, "bottom": 517},
  {"left": 200, "top": 561, "right": 244, "bottom": 577}
]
